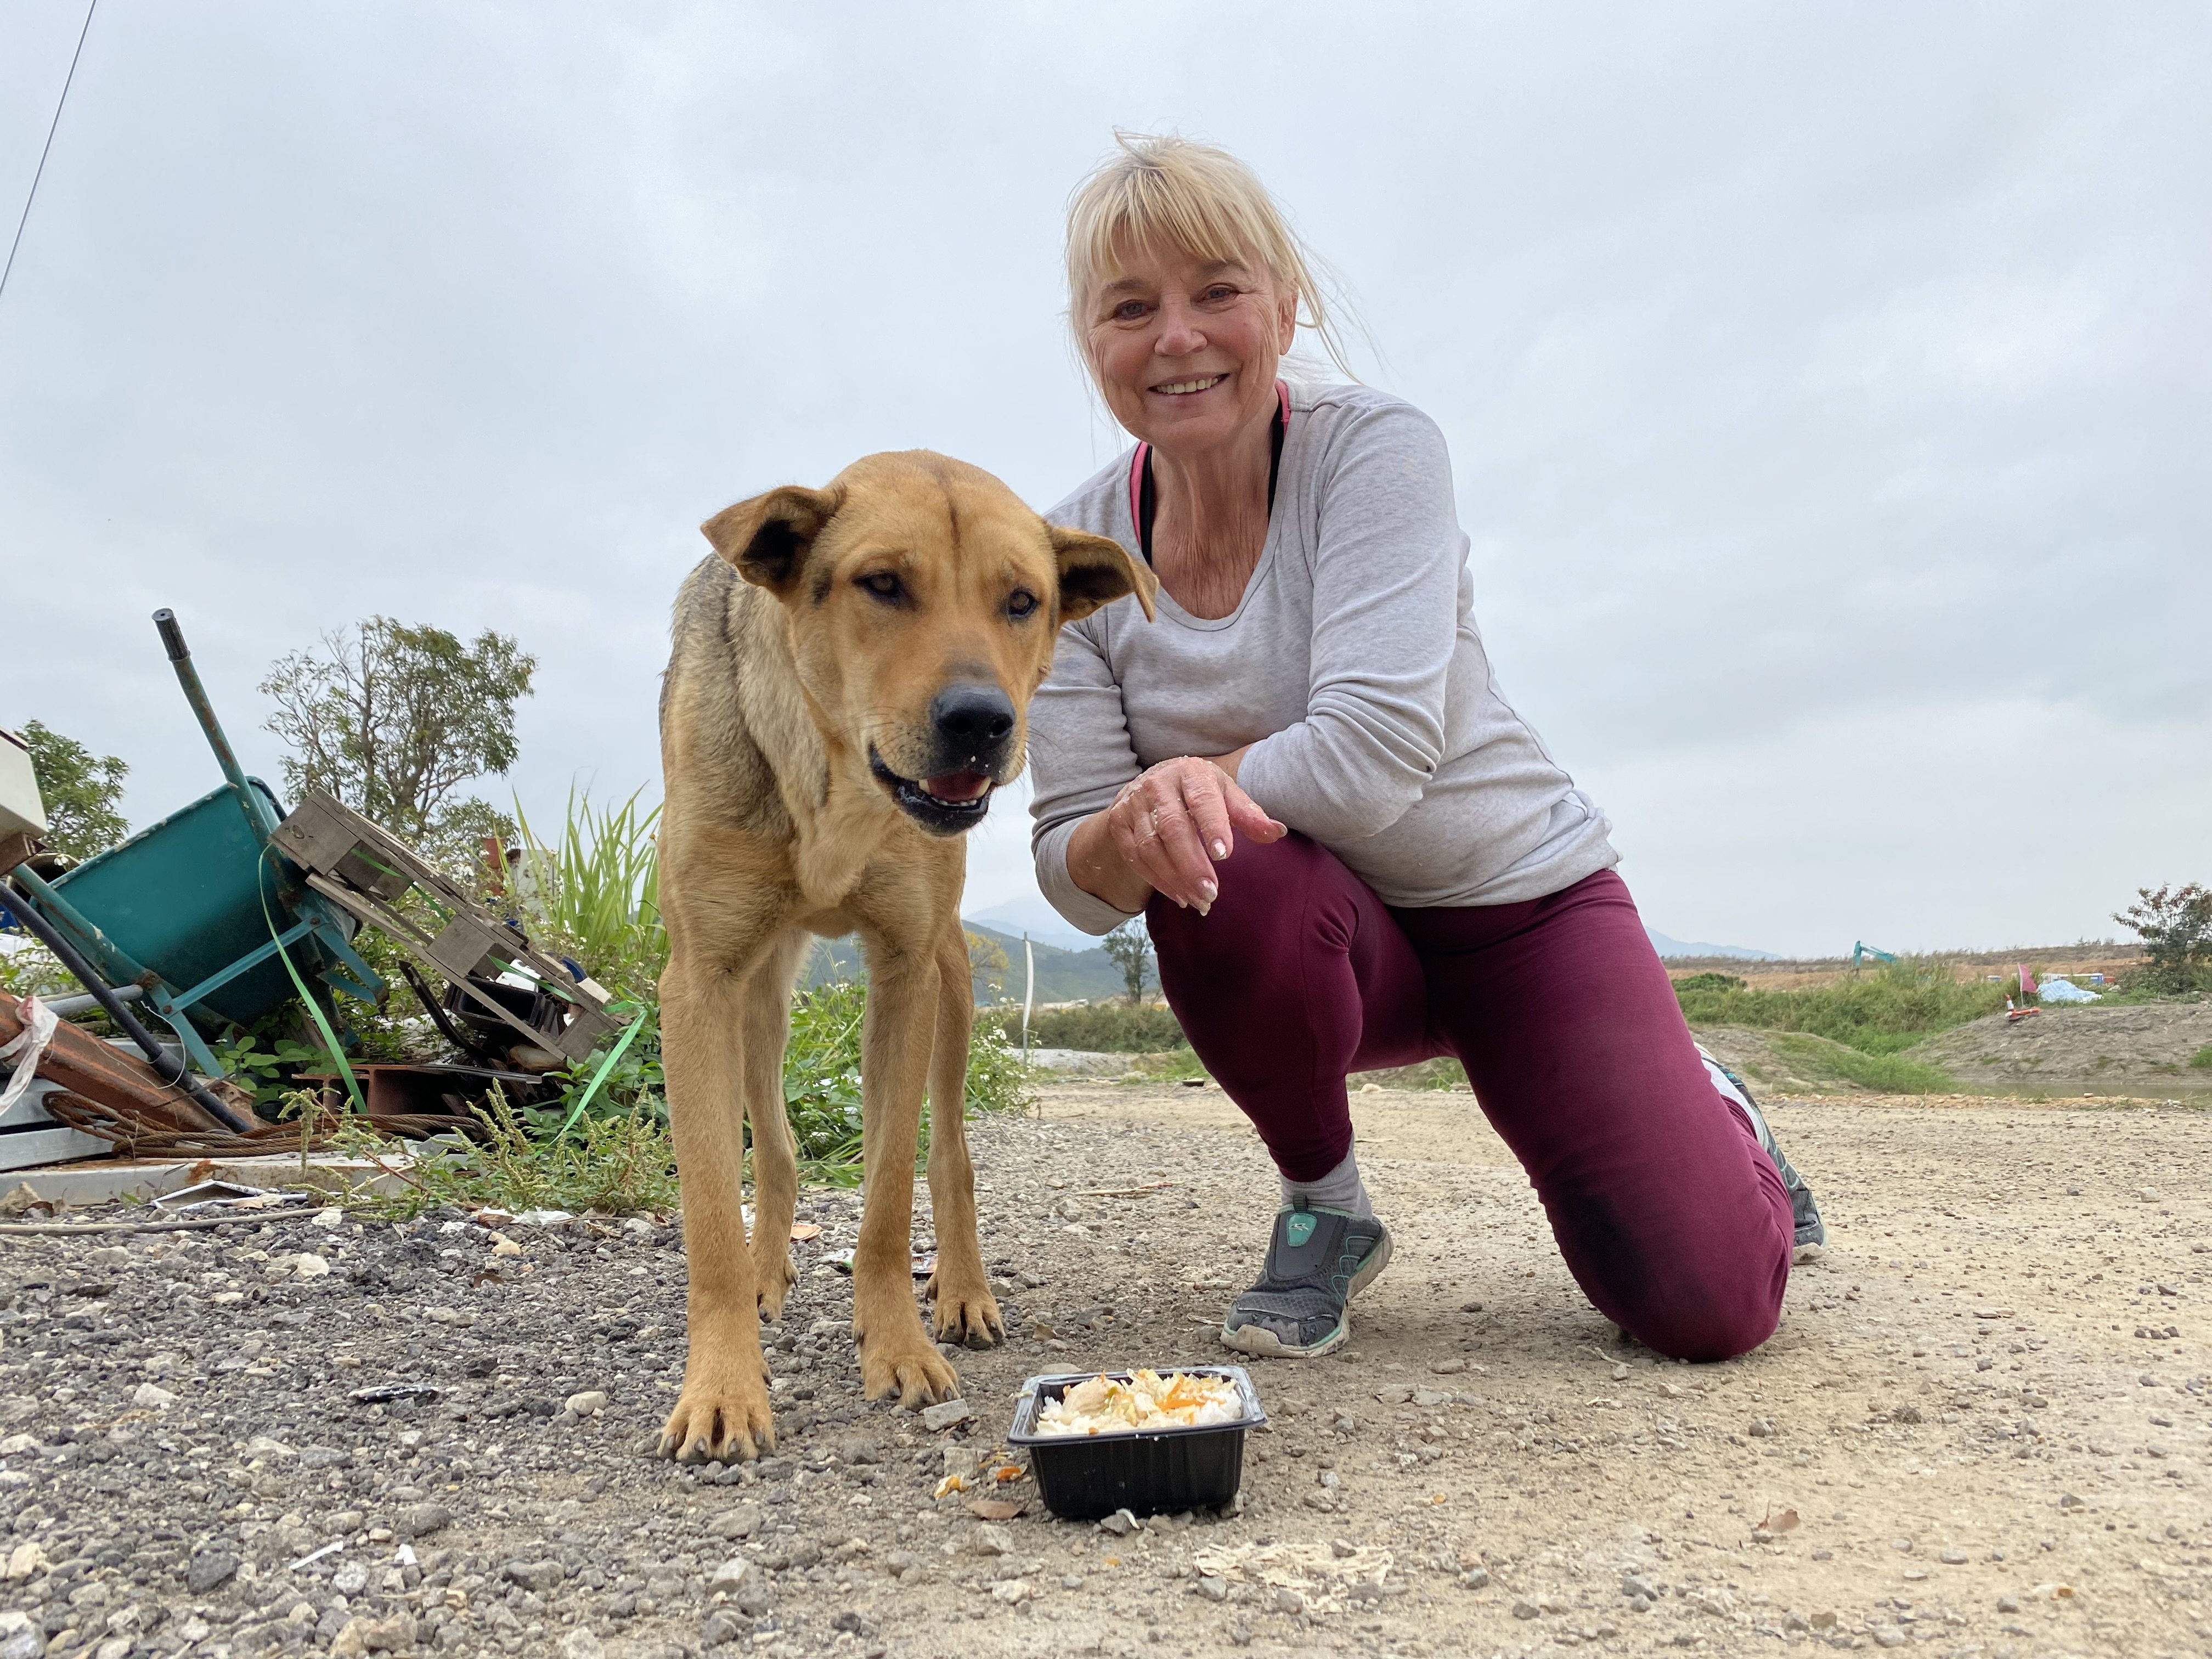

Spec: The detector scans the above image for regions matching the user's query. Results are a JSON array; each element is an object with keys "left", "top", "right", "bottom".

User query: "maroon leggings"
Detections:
[{"left": 1147, "top": 836, "right": 1793, "bottom": 1361}]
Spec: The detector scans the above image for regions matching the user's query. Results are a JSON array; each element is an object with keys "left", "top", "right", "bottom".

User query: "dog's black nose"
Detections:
[{"left": 930, "top": 683, "right": 1015, "bottom": 755}]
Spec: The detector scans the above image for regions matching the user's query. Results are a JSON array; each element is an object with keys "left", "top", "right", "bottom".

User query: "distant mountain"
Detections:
[
  {"left": 797, "top": 919, "right": 1134, "bottom": 1006},
  {"left": 1646, "top": 928, "right": 1779, "bottom": 961},
  {"left": 962, "top": 894, "right": 1100, "bottom": 953}
]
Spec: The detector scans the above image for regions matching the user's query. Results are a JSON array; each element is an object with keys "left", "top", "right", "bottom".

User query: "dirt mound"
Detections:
[{"left": 1905, "top": 995, "right": 2212, "bottom": 1094}]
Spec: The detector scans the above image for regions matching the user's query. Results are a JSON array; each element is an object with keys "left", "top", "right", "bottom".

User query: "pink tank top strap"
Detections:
[{"left": 1124, "top": 380, "right": 1290, "bottom": 538}]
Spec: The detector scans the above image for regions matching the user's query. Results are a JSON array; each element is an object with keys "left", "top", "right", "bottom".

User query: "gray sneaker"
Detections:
[
  {"left": 1697, "top": 1044, "right": 1826, "bottom": 1256},
  {"left": 1221, "top": 1203, "right": 1393, "bottom": 1359}
]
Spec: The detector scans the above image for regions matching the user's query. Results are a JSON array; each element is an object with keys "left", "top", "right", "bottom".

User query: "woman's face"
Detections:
[{"left": 1084, "top": 242, "right": 1297, "bottom": 458}]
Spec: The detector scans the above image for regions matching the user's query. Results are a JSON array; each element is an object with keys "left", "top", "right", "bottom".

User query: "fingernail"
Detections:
[
  {"left": 1210, "top": 839, "right": 1227, "bottom": 860},
  {"left": 1198, "top": 880, "right": 1217, "bottom": 903}
]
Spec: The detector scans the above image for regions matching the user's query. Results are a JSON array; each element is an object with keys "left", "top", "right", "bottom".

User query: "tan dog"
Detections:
[{"left": 655, "top": 450, "right": 1155, "bottom": 1463}]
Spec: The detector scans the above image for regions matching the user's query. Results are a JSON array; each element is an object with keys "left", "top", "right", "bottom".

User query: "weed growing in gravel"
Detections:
[
  {"left": 331, "top": 1087, "right": 682, "bottom": 1217},
  {"left": 337, "top": 977, "right": 1036, "bottom": 1214}
]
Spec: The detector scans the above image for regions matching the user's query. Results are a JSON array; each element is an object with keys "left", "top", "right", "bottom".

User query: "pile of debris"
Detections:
[{"left": 2, "top": 608, "right": 632, "bottom": 1198}]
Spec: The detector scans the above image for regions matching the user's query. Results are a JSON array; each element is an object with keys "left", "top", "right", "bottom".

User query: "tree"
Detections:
[
  {"left": 966, "top": 929, "right": 1010, "bottom": 1003},
  {"left": 20, "top": 721, "right": 129, "bottom": 860},
  {"left": 1103, "top": 918, "right": 1154, "bottom": 1007},
  {"left": 2115, "top": 883, "right": 2212, "bottom": 994},
  {"left": 260, "top": 618, "right": 535, "bottom": 858}
]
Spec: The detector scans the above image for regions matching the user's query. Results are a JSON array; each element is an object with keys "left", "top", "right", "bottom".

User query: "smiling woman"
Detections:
[{"left": 1027, "top": 132, "right": 1828, "bottom": 1370}]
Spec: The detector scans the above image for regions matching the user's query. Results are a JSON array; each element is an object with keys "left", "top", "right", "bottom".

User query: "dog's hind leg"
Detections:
[
  {"left": 849, "top": 937, "right": 962, "bottom": 1409},
  {"left": 659, "top": 930, "right": 778, "bottom": 1464},
  {"left": 740, "top": 927, "right": 810, "bottom": 1324},
  {"left": 924, "top": 923, "right": 1005, "bottom": 1348}
]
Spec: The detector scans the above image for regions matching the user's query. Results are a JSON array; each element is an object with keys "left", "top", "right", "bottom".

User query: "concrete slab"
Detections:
[{"left": 1, "top": 1151, "right": 415, "bottom": 1208}]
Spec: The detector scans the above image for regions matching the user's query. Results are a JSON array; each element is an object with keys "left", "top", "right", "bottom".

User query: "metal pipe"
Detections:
[
  {"left": 152, "top": 608, "right": 280, "bottom": 840},
  {"left": 40, "top": 983, "right": 142, "bottom": 1018},
  {"left": 2, "top": 876, "right": 255, "bottom": 1135}
]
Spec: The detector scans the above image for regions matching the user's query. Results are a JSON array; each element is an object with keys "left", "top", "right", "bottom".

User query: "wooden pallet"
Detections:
[{"left": 269, "top": 791, "right": 621, "bottom": 1065}]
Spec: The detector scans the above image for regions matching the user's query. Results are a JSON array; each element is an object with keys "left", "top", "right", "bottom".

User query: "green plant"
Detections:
[
  {"left": 331, "top": 1087, "right": 681, "bottom": 1218},
  {"left": 2114, "top": 884, "right": 2212, "bottom": 995},
  {"left": 540, "top": 975, "right": 1032, "bottom": 1189},
  {"left": 260, "top": 616, "right": 535, "bottom": 861},
  {"left": 0, "top": 937, "right": 70, "bottom": 1000},
  {"left": 979, "top": 1001, "right": 1188, "bottom": 1052},
  {"left": 2190, "top": 1045, "right": 2212, "bottom": 1071},
  {"left": 966, "top": 930, "right": 1009, "bottom": 1002},
  {"left": 1673, "top": 957, "right": 2004, "bottom": 1054},
  {"left": 19, "top": 722, "right": 129, "bottom": 860},
  {"left": 213, "top": 1029, "right": 334, "bottom": 1109},
  {"left": 1671, "top": 972, "right": 1746, "bottom": 994},
  {"left": 511, "top": 789, "right": 665, "bottom": 994},
  {"left": 1770, "top": 1032, "right": 1954, "bottom": 1095},
  {"left": 1103, "top": 920, "right": 1154, "bottom": 1007}
]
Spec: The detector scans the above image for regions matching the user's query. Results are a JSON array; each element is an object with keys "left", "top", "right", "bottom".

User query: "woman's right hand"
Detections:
[{"left": 1069, "top": 757, "right": 1287, "bottom": 916}]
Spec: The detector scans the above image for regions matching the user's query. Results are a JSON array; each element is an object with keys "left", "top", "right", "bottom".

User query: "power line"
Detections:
[{"left": 0, "top": 0, "right": 100, "bottom": 306}]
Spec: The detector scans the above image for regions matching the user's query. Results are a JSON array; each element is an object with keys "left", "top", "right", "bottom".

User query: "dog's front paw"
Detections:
[
  {"left": 658, "top": 1364, "right": 776, "bottom": 1464},
  {"left": 927, "top": 1274, "right": 1005, "bottom": 1349}
]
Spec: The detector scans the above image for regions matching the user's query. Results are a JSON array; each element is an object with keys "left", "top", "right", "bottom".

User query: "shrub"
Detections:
[
  {"left": 1673, "top": 957, "right": 2004, "bottom": 1054},
  {"left": 980, "top": 1001, "right": 1188, "bottom": 1053},
  {"left": 1672, "top": 972, "right": 1747, "bottom": 994},
  {"left": 2114, "top": 884, "right": 2212, "bottom": 995}
]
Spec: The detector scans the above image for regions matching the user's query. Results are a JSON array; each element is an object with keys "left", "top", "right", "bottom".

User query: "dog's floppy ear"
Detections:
[
  {"left": 1050, "top": 526, "right": 1158, "bottom": 625},
  {"left": 701, "top": 484, "right": 843, "bottom": 598}
]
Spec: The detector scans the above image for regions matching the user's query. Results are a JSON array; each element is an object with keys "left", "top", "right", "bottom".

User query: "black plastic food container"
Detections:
[{"left": 1007, "top": 1367, "right": 1268, "bottom": 1521}]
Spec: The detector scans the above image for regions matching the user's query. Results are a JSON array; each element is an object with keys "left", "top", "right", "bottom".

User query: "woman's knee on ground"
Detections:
[{"left": 1624, "top": 1288, "right": 1782, "bottom": 1364}]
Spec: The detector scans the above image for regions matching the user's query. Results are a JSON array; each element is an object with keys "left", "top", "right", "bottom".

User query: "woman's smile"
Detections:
[{"left": 1152, "top": 373, "right": 1229, "bottom": 397}]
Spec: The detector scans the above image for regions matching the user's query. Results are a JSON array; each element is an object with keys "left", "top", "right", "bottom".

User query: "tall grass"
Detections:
[
  {"left": 512, "top": 789, "right": 664, "bottom": 995},
  {"left": 1673, "top": 958, "right": 2005, "bottom": 1054}
]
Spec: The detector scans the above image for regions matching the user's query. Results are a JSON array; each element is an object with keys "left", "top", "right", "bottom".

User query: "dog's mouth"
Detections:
[{"left": 869, "top": 749, "right": 995, "bottom": 835}]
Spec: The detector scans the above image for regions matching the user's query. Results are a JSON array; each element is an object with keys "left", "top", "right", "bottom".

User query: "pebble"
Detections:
[
  {"left": 970, "top": 1523, "right": 1014, "bottom": 1556},
  {"left": 1098, "top": 1509, "right": 1138, "bottom": 1536},
  {"left": 1461, "top": 1567, "right": 1491, "bottom": 1590},
  {"left": 700, "top": 1610, "right": 743, "bottom": 1646},
  {"left": 565, "top": 1389, "right": 610, "bottom": 1417},
  {"left": 396, "top": 1502, "right": 453, "bottom": 1538},
  {"left": 714, "top": 1503, "right": 764, "bottom": 1540},
  {"left": 131, "top": 1381, "right": 177, "bottom": 1411},
  {"left": 185, "top": 1551, "right": 238, "bottom": 1593},
  {"left": 922, "top": 1398, "right": 977, "bottom": 1432},
  {"left": 707, "top": 1557, "right": 753, "bottom": 1593},
  {"left": 1940, "top": 1547, "right": 1969, "bottom": 1565},
  {"left": 294, "top": 1251, "right": 331, "bottom": 1278}
]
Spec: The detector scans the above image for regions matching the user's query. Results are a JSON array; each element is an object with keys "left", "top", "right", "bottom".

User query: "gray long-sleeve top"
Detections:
[{"left": 1027, "top": 382, "right": 1619, "bottom": 936}]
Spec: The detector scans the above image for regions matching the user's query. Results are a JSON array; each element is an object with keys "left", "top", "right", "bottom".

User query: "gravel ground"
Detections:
[{"left": 1, "top": 1082, "right": 2207, "bottom": 1659}]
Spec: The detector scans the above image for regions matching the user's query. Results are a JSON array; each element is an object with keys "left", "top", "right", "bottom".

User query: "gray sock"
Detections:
[{"left": 1281, "top": 1148, "right": 1374, "bottom": 1220}]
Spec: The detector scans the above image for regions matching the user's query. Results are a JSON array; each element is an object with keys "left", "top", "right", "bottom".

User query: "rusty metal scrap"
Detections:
[{"left": 0, "top": 990, "right": 245, "bottom": 1136}]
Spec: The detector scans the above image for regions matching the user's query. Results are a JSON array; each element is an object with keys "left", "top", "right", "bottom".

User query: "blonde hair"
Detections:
[{"left": 1064, "top": 132, "right": 1361, "bottom": 381}]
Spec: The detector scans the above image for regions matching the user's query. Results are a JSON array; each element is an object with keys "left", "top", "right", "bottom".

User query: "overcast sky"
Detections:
[{"left": 2, "top": 1, "right": 2204, "bottom": 957}]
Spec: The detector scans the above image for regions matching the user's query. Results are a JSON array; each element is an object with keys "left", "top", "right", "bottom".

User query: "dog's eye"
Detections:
[
  {"left": 1007, "top": 589, "right": 1039, "bottom": 619},
  {"left": 859, "top": 572, "right": 903, "bottom": 602}
]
